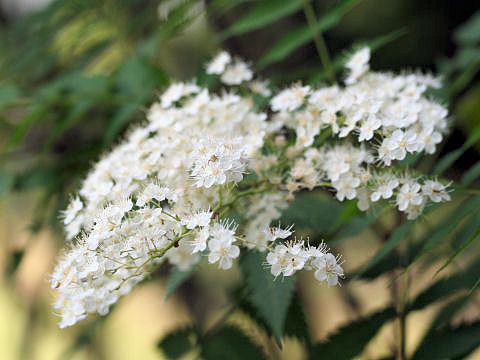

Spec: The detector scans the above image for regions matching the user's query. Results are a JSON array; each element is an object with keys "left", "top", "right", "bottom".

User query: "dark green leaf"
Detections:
[
  {"left": 157, "top": 326, "right": 197, "bottom": 359},
  {"left": 239, "top": 251, "right": 295, "bottom": 344},
  {"left": 0, "top": 85, "right": 19, "bottom": 112},
  {"left": 224, "top": 0, "right": 303, "bottom": 38},
  {"left": 8, "top": 104, "right": 48, "bottom": 150},
  {"left": 412, "top": 320, "right": 480, "bottom": 360},
  {"left": 257, "top": 0, "right": 360, "bottom": 68},
  {"left": 165, "top": 267, "right": 196, "bottom": 299},
  {"left": 284, "top": 292, "right": 311, "bottom": 343},
  {"left": 309, "top": 307, "right": 396, "bottom": 360},
  {"left": 201, "top": 325, "right": 264, "bottom": 360},
  {"left": 430, "top": 295, "right": 470, "bottom": 329},
  {"left": 354, "top": 221, "right": 415, "bottom": 278}
]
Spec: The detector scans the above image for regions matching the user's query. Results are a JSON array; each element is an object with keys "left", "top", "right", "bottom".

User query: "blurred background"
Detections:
[{"left": 1, "top": 0, "right": 480, "bottom": 359}]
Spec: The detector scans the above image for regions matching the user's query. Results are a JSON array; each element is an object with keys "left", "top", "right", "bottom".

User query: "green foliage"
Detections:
[
  {"left": 239, "top": 251, "right": 295, "bottom": 345},
  {"left": 165, "top": 266, "right": 196, "bottom": 299},
  {"left": 309, "top": 307, "right": 396, "bottom": 360},
  {"left": 201, "top": 325, "right": 265, "bottom": 360},
  {"left": 412, "top": 321, "right": 480, "bottom": 360},
  {"left": 157, "top": 326, "right": 198, "bottom": 359}
]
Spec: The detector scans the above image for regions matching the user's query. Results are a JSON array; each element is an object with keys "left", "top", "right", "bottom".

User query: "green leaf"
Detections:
[
  {"left": 435, "top": 212, "right": 480, "bottom": 276},
  {"left": 201, "top": 325, "right": 265, "bottom": 360},
  {"left": 257, "top": 0, "right": 360, "bottom": 68},
  {"left": 224, "top": 0, "right": 303, "bottom": 38},
  {"left": 284, "top": 292, "right": 311, "bottom": 343},
  {"left": 411, "top": 195, "right": 480, "bottom": 266},
  {"left": 409, "top": 257, "right": 480, "bottom": 312},
  {"left": 280, "top": 193, "right": 342, "bottom": 234},
  {"left": 412, "top": 320, "right": 480, "bottom": 360},
  {"left": 8, "top": 104, "right": 48, "bottom": 150},
  {"left": 454, "top": 11, "right": 480, "bottom": 45},
  {"left": 461, "top": 161, "right": 480, "bottom": 186},
  {"left": 309, "top": 307, "right": 396, "bottom": 360},
  {"left": 165, "top": 267, "right": 196, "bottom": 299},
  {"left": 0, "top": 171, "right": 15, "bottom": 198},
  {"left": 103, "top": 102, "right": 140, "bottom": 146},
  {"left": 354, "top": 220, "right": 415, "bottom": 279},
  {"left": 430, "top": 295, "right": 470, "bottom": 329},
  {"left": 239, "top": 251, "right": 295, "bottom": 344},
  {"left": 157, "top": 326, "right": 197, "bottom": 359},
  {"left": 432, "top": 123, "right": 480, "bottom": 175}
]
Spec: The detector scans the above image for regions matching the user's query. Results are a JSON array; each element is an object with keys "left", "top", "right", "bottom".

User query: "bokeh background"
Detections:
[{"left": 1, "top": 0, "right": 480, "bottom": 359}]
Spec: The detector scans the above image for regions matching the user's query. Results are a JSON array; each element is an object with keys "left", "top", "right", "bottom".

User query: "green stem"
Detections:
[{"left": 302, "top": 0, "right": 336, "bottom": 84}]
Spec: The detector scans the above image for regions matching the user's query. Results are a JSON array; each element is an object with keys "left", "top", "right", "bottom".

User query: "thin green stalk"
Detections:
[{"left": 302, "top": 0, "right": 336, "bottom": 83}]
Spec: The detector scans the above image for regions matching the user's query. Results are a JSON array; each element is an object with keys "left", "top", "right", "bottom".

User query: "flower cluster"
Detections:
[{"left": 52, "top": 48, "right": 450, "bottom": 328}]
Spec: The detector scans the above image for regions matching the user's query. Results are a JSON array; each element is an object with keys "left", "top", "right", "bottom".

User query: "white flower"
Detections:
[
  {"left": 136, "top": 184, "right": 172, "bottom": 207},
  {"left": 345, "top": 47, "right": 370, "bottom": 84},
  {"left": 386, "top": 129, "right": 419, "bottom": 160},
  {"left": 422, "top": 180, "right": 451, "bottom": 203},
  {"left": 312, "top": 253, "right": 344, "bottom": 286},
  {"left": 220, "top": 60, "right": 253, "bottom": 85},
  {"left": 396, "top": 182, "right": 423, "bottom": 212},
  {"left": 167, "top": 239, "right": 200, "bottom": 271},
  {"left": 206, "top": 51, "right": 231, "bottom": 75},
  {"left": 264, "top": 224, "right": 294, "bottom": 242},
  {"left": 266, "top": 241, "right": 307, "bottom": 277},
  {"left": 190, "top": 228, "right": 210, "bottom": 253},
  {"left": 62, "top": 197, "right": 83, "bottom": 225},
  {"left": 371, "top": 174, "right": 400, "bottom": 201},
  {"left": 270, "top": 84, "right": 311, "bottom": 112},
  {"left": 208, "top": 222, "right": 239, "bottom": 270},
  {"left": 333, "top": 174, "right": 361, "bottom": 201},
  {"left": 417, "top": 130, "right": 443, "bottom": 154},
  {"left": 358, "top": 115, "right": 381, "bottom": 142},
  {"left": 181, "top": 210, "right": 213, "bottom": 229},
  {"left": 161, "top": 82, "right": 199, "bottom": 108}
]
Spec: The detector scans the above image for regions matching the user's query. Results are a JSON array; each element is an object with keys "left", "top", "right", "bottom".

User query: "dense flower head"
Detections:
[{"left": 51, "top": 48, "right": 451, "bottom": 328}]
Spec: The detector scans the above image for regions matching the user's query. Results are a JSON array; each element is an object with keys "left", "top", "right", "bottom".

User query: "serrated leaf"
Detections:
[
  {"left": 239, "top": 251, "right": 295, "bottom": 344},
  {"left": 309, "top": 307, "right": 396, "bottom": 360},
  {"left": 284, "top": 292, "right": 311, "bottom": 343},
  {"left": 354, "top": 220, "right": 415, "bottom": 279},
  {"left": 412, "top": 320, "right": 480, "bottom": 360},
  {"left": 224, "top": 0, "right": 303, "bottom": 38},
  {"left": 201, "top": 325, "right": 265, "bottom": 360},
  {"left": 165, "top": 267, "right": 196, "bottom": 299},
  {"left": 257, "top": 0, "right": 360, "bottom": 68},
  {"left": 157, "top": 326, "right": 197, "bottom": 359}
]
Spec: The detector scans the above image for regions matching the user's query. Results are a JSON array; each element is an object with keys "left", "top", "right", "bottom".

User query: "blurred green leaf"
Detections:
[
  {"left": 103, "top": 102, "right": 140, "bottom": 146},
  {"left": 461, "top": 160, "right": 480, "bottom": 186},
  {"left": 239, "top": 251, "right": 295, "bottom": 345},
  {"left": 435, "top": 212, "right": 480, "bottom": 275},
  {"left": 257, "top": 0, "right": 359, "bottom": 68},
  {"left": 165, "top": 267, "right": 195, "bottom": 299},
  {"left": 454, "top": 11, "right": 480, "bottom": 45},
  {"left": 224, "top": 0, "right": 303, "bottom": 38},
  {"left": 432, "top": 123, "right": 480, "bottom": 175},
  {"left": 409, "top": 257, "right": 480, "bottom": 311},
  {"left": 201, "top": 325, "right": 264, "bottom": 360},
  {"left": 0, "top": 85, "right": 20, "bottom": 112},
  {"left": 0, "top": 171, "right": 15, "bottom": 198},
  {"left": 354, "top": 220, "right": 415, "bottom": 279},
  {"left": 284, "top": 292, "right": 311, "bottom": 343},
  {"left": 309, "top": 307, "right": 396, "bottom": 360},
  {"left": 412, "top": 320, "right": 480, "bottom": 360},
  {"left": 157, "top": 326, "right": 197, "bottom": 359},
  {"left": 8, "top": 104, "right": 48, "bottom": 150},
  {"left": 410, "top": 195, "right": 480, "bottom": 266}
]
